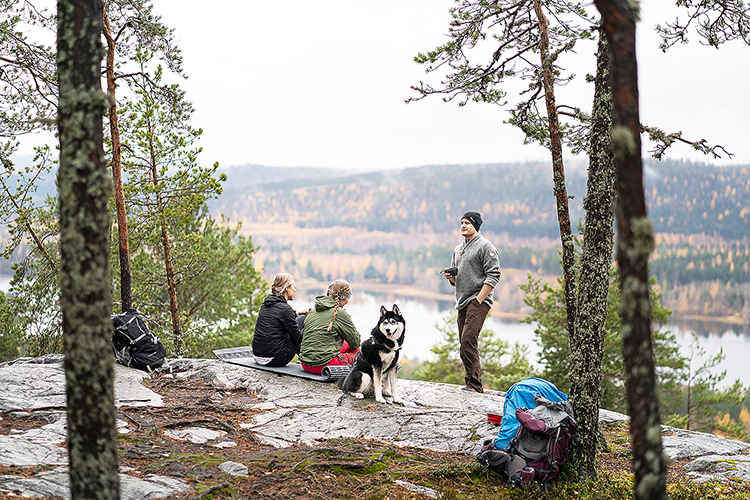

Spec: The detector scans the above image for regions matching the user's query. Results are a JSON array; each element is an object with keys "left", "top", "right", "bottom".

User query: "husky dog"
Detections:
[{"left": 339, "top": 304, "right": 406, "bottom": 404}]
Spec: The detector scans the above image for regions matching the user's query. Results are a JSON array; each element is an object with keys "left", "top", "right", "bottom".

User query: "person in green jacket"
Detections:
[{"left": 300, "top": 279, "right": 361, "bottom": 374}]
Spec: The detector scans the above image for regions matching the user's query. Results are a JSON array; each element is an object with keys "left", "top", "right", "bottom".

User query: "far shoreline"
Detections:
[
  {"left": 2, "top": 274, "right": 747, "bottom": 327},
  {"left": 303, "top": 279, "right": 750, "bottom": 327}
]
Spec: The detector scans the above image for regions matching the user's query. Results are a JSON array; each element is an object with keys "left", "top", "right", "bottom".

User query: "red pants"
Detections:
[{"left": 301, "top": 341, "right": 360, "bottom": 375}]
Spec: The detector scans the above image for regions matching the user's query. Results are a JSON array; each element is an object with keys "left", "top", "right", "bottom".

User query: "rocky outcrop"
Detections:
[
  {"left": 0, "top": 355, "right": 183, "bottom": 500},
  {"left": 1, "top": 355, "right": 748, "bottom": 499},
  {"left": 170, "top": 357, "right": 507, "bottom": 453}
]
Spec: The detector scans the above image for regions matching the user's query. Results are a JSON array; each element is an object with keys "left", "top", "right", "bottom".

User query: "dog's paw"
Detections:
[
  {"left": 375, "top": 396, "right": 387, "bottom": 404},
  {"left": 382, "top": 389, "right": 392, "bottom": 397},
  {"left": 351, "top": 392, "right": 365, "bottom": 400}
]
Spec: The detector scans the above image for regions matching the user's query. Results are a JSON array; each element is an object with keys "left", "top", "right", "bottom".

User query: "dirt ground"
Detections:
[{"left": 1, "top": 371, "right": 748, "bottom": 500}]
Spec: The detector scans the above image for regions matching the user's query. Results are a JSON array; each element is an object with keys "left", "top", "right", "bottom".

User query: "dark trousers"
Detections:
[
  {"left": 457, "top": 299, "right": 491, "bottom": 392},
  {"left": 265, "top": 315, "right": 306, "bottom": 367}
]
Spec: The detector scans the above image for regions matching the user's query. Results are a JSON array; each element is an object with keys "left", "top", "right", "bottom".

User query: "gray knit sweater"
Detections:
[{"left": 450, "top": 233, "right": 501, "bottom": 310}]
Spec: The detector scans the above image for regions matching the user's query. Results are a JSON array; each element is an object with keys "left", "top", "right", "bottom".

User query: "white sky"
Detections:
[{"left": 12, "top": 1, "right": 750, "bottom": 172}]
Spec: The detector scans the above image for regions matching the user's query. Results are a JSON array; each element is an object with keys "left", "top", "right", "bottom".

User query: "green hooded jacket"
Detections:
[{"left": 299, "top": 295, "right": 361, "bottom": 367}]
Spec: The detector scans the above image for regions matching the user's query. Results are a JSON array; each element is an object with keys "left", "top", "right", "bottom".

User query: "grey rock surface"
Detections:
[
  {"left": 113, "top": 363, "right": 164, "bottom": 407},
  {"left": 0, "top": 355, "right": 67, "bottom": 411},
  {"left": 684, "top": 454, "right": 750, "bottom": 483},
  {"left": 163, "top": 426, "right": 227, "bottom": 444},
  {"left": 599, "top": 408, "right": 629, "bottom": 425},
  {"left": 1, "top": 354, "right": 749, "bottom": 498},
  {"left": 170, "top": 358, "right": 750, "bottom": 486},
  {"left": 170, "top": 358, "right": 506, "bottom": 454},
  {"left": 220, "top": 461, "right": 249, "bottom": 476},
  {"left": 0, "top": 357, "right": 180, "bottom": 500},
  {"left": 662, "top": 426, "right": 750, "bottom": 460},
  {"left": 0, "top": 410, "right": 68, "bottom": 466},
  {"left": 0, "top": 355, "right": 163, "bottom": 410},
  {"left": 0, "top": 467, "right": 192, "bottom": 500},
  {"left": 394, "top": 479, "right": 442, "bottom": 498}
]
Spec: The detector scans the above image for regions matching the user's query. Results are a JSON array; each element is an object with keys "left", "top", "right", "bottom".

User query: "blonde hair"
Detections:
[
  {"left": 271, "top": 273, "right": 295, "bottom": 296},
  {"left": 325, "top": 279, "right": 352, "bottom": 331}
]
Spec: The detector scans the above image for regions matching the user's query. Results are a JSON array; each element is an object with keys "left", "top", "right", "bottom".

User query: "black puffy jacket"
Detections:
[{"left": 251, "top": 294, "right": 303, "bottom": 358}]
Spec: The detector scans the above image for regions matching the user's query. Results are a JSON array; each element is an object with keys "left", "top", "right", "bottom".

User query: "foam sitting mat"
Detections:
[{"left": 213, "top": 346, "right": 350, "bottom": 382}]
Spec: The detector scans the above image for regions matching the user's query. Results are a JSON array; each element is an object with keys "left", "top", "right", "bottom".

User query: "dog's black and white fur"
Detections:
[{"left": 339, "top": 304, "right": 406, "bottom": 404}]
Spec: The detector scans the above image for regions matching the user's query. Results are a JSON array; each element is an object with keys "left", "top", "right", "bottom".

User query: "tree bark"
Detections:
[
  {"left": 568, "top": 28, "right": 616, "bottom": 480},
  {"left": 56, "top": 0, "right": 121, "bottom": 497},
  {"left": 147, "top": 122, "right": 184, "bottom": 355},
  {"left": 532, "top": 0, "right": 577, "bottom": 341},
  {"left": 593, "top": 1, "right": 667, "bottom": 499},
  {"left": 161, "top": 221, "right": 183, "bottom": 354},
  {"left": 102, "top": 5, "right": 132, "bottom": 312}
]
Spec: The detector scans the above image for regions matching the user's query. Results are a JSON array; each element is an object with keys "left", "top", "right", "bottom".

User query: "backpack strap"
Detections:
[
  {"left": 122, "top": 314, "right": 148, "bottom": 344},
  {"left": 547, "top": 426, "right": 561, "bottom": 463}
]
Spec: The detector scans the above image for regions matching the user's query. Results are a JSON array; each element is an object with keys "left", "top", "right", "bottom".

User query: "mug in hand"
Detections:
[{"left": 443, "top": 266, "right": 458, "bottom": 276}]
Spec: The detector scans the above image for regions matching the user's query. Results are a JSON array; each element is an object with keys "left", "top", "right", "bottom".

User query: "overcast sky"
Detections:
[{"left": 14, "top": 1, "right": 750, "bottom": 172}]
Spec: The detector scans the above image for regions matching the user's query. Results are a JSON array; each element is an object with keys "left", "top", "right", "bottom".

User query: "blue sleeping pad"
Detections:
[{"left": 493, "top": 377, "right": 568, "bottom": 450}]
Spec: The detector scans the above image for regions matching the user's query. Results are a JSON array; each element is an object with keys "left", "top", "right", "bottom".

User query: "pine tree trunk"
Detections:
[
  {"left": 161, "top": 221, "right": 183, "bottom": 355},
  {"left": 568, "top": 28, "right": 616, "bottom": 480},
  {"left": 102, "top": 6, "right": 132, "bottom": 312},
  {"left": 686, "top": 373, "right": 693, "bottom": 430},
  {"left": 593, "top": 1, "right": 668, "bottom": 499},
  {"left": 57, "top": 0, "right": 121, "bottom": 497},
  {"left": 532, "top": 0, "right": 577, "bottom": 340},
  {"left": 148, "top": 138, "right": 184, "bottom": 355}
]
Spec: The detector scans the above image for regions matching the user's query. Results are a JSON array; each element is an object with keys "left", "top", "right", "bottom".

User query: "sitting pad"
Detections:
[{"left": 213, "top": 346, "right": 350, "bottom": 383}]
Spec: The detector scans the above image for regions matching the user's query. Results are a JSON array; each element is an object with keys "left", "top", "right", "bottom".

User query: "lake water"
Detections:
[
  {"left": 2, "top": 276, "right": 746, "bottom": 388},
  {"left": 296, "top": 290, "right": 749, "bottom": 390},
  {"left": 293, "top": 291, "right": 540, "bottom": 364}
]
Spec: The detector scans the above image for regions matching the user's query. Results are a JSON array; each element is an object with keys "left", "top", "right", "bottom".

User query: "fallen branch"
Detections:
[
  {"left": 119, "top": 412, "right": 143, "bottom": 430},
  {"left": 162, "top": 417, "right": 235, "bottom": 435},
  {"left": 293, "top": 458, "right": 385, "bottom": 472}
]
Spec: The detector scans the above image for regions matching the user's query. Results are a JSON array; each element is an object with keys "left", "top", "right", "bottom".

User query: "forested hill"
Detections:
[
  {"left": 213, "top": 160, "right": 750, "bottom": 241},
  {"left": 216, "top": 161, "right": 588, "bottom": 238}
]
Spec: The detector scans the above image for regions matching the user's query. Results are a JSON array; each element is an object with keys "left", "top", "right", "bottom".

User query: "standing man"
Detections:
[{"left": 444, "top": 211, "right": 501, "bottom": 393}]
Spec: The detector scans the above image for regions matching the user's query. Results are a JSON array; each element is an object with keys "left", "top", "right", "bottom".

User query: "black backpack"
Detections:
[{"left": 112, "top": 308, "right": 167, "bottom": 372}]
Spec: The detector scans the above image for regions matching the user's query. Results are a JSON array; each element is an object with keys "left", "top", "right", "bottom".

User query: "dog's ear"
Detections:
[
  {"left": 380, "top": 305, "right": 387, "bottom": 316},
  {"left": 392, "top": 304, "right": 402, "bottom": 317}
]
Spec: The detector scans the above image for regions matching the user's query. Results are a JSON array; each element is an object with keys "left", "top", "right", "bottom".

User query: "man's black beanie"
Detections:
[{"left": 461, "top": 211, "right": 483, "bottom": 231}]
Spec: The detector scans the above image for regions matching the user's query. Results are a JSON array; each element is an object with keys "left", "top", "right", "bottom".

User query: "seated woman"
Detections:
[
  {"left": 299, "top": 279, "right": 361, "bottom": 374},
  {"left": 251, "top": 273, "right": 306, "bottom": 367}
]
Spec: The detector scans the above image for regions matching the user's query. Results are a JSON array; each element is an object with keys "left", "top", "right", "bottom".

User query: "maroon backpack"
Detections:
[{"left": 477, "top": 396, "right": 576, "bottom": 491}]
